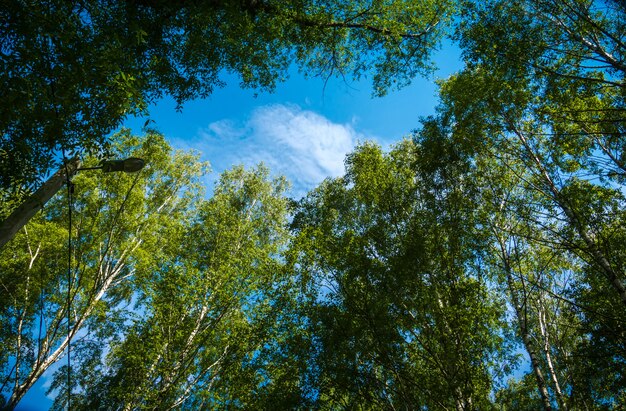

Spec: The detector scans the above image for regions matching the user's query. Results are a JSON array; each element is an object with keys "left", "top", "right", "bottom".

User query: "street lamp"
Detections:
[{"left": 0, "top": 157, "right": 146, "bottom": 249}]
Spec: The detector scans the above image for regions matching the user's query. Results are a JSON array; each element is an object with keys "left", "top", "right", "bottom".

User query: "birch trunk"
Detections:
[
  {"left": 495, "top": 232, "right": 553, "bottom": 411},
  {"left": 537, "top": 296, "right": 567, "bottom": 411},
  {"left": 5, "top": 239, "right": 139, "bottom": 410}
]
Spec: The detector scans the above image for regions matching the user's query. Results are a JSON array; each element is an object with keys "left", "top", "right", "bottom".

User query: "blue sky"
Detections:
[
  {"left": 123, "top": 41, "right": 462, "bottom": 197},
  {"left": 16, "top": 43, "right": 462, "bottom": 411}
]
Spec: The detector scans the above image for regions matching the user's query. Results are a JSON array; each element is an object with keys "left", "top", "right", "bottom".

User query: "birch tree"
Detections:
[
  {"left": 65, "top": 165, "right": 291, "bottom": 410},
  {"left": 0, "top": 130, "right": 206, "bottom": 409},
  {"left": 425, "top": 1, "right": 626, "bottom": 404}
]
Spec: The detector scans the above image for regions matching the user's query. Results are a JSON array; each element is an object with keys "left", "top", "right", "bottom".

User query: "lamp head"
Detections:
[{"left": 101, "top": 157, "right": 145, "bottom": 173}]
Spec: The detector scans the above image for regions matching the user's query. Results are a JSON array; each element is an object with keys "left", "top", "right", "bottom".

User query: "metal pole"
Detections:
[{"left": 0, "top": 157, "right": 80, "bottom": 249}]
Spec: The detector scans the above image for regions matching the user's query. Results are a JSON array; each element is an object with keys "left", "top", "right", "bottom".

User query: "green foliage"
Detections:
[
  {"left": 0, "top": 0, "right": 455, "bottom": 194},
  {"left": 290, "top": 139, "right": 507, "bottom": 409},
  {"left": 3, "top": 1, "right": 626, "bottom": 409},
  {"left": 0, "top": 130, "right": 207, "bottom": 409},
  {"left": 495, "top": 375, "right": 547, "bottom": 411},
  {"left": 425, "top": 1, "right": 626, "bottom": 407},
  {"left": 61, "top": 164, "right": 293, "bottom": 410}
]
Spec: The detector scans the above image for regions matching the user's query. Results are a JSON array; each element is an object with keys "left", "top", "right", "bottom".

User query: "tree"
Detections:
[
  {"left": 0, "top": 0, "right": 455, "bottom": 196},
  {"left": 475, "top": 149, "right": 581, "bottom": 411},
  {"left": 421, "top": 1, "right": 626, "bottom": 400},
  {"left": 290, "top": 139, "right": 508, "bottom": 410},
  {"left": 0, "top": 130, "right": 206, "bottom": 409},
  {"left": 60, "top": 164, "right": 292, "bottom": 410}
]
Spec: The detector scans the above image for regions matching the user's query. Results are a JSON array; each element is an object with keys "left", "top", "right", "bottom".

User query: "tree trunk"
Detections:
[
  {"left": 496, "top": 234, "right": 553, "bottom": 411},
  {"left": 537, "top": 296, "right": 567, "bottom": 411}
]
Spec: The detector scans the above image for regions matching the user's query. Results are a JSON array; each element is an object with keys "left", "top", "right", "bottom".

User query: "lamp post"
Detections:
[{"left": 0, "top": 157, "right": 145, "bottom": 249}]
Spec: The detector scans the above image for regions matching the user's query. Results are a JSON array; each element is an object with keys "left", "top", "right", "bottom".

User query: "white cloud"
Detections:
[{"left": 191, "top": 104, "right": 368, "bottom": 197}]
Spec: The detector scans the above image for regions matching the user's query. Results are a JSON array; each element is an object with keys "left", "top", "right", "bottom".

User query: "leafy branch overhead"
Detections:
[{"left": 0, "top": 0, "right": 452, "bottom": 193}]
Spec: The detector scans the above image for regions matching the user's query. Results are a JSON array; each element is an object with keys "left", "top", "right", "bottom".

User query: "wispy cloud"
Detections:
[{"left": 184, "top": 104, "right": 370, "bottom": 197}]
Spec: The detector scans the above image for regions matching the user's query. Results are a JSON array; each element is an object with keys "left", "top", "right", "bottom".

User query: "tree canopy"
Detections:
[
  {"left": 0, "top": 0, "right": 453, "bottom": 195},
  {"left": 2, "top": 0, "right": 626, "bottom": 409}
]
